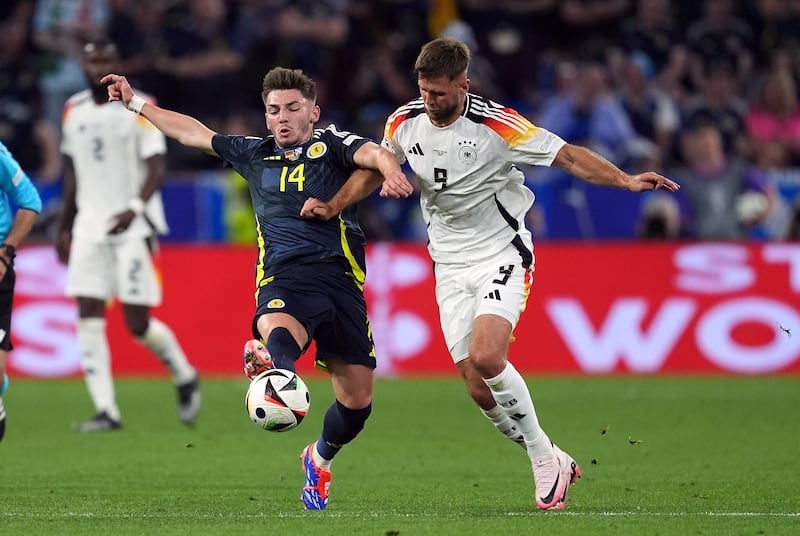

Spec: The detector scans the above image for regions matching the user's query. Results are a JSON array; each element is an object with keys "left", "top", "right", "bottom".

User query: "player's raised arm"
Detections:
[
  {"left": 101, "top": 73, "right": 218, "bottom": 155},
  {"left": 552, "top": 143, "right": 680, "bottom": 193},
  {"left": 300, "top": 169, "right": 384, "bottom": 220},
  {"left": 351, "top": 141, "right": 414, "bottom": 199}
]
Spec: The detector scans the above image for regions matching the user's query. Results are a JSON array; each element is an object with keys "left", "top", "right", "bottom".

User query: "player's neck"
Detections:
[{"left": 430, "top": 105, "right": 464, "bottom": 128}]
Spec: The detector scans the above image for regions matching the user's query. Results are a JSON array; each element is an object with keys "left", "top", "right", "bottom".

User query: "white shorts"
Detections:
[
  {"left": 434, "top": 245, "right": 535, "bottom": 363},
  {"left": 65, "top": 236, "right": 162, "bottom": 306}
]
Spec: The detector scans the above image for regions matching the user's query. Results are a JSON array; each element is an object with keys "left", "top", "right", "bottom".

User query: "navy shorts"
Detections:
[
  {"left": 0, "top": 264, "right": 15, "bottom": 352},
  {"left": 252, "top": 261, "right": 376, "bottom": 371}
]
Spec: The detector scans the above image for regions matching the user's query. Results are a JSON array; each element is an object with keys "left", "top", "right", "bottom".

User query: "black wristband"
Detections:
[{"left": 1, "top": 244, "right": 16, "bottom": 258}]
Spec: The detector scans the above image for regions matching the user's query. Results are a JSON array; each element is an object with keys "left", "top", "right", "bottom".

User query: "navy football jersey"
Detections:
[{"left": 212, "top": 124, "right": 370, "bottom": 283}]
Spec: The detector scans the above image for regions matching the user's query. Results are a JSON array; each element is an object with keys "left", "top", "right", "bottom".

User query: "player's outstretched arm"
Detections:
[
  {"left": 300, "top": 169, "right": 384, "bottom": 221},
  {"left": 352, "top": 142, "right": 413, "bottom": 198},
  {"left": 553, "top": 143, "right": 680, "bottom": 193},
  {"left": 100, "top": 73, "right": 218, "bottom": 155}
]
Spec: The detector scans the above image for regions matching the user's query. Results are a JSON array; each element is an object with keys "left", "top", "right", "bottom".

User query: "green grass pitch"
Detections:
[{"left": 1, "top": 375, "right": 798, "bottom": 535}]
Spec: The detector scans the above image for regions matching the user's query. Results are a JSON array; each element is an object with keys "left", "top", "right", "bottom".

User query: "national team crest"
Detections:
[
  {"left": 267, "top": 299, "right": 286, "bottom": 309},
  {"left": 457, "top": 140, "right": 478, "bottom": 165},
  {"left": 308, "top": 142, "right": 327, "bottom": 159}
]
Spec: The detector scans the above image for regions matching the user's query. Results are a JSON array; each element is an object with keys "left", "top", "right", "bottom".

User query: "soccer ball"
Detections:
[{"left": 245, "top": 369, "right": 310, "bottom": 432}]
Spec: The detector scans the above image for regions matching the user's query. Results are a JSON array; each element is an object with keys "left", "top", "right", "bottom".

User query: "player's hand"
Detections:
[
  {"left": 379, "top": 170, "right": 414, "bottom": 198},
  {"left": 300, "top": 198, "right": 336, "bottom": 221},
  {"left": 107, "top": 210, "right": 136, "bottom": 235},
  {"left": 55, "top": 230, "right": 71, "bottom": 264},
  {"left": 100, "top": 73, "right": 134, "bottom": 106},
  {"left": 629, "top": 172, "right": 680, "bottom": 193}
]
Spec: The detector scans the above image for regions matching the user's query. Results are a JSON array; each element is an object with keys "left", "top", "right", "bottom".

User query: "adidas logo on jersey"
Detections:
[
  {"left": 484, "top": 289, "right": 501, "bottom": 300},
  {"left": 408, "top": 143, "right": 424, "bottom": 156}
]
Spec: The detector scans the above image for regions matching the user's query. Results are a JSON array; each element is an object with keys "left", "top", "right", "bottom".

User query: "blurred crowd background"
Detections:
[{"left": 2, "top": 0, "right": 800, "bottom": 244}]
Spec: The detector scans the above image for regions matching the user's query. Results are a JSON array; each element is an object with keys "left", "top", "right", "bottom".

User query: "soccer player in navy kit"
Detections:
[{"left": 102, "top": 67, "right": 413, "bottom": 510}]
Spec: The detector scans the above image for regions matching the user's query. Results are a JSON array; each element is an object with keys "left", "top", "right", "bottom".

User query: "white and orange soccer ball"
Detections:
[{"left": 245, "top": 369, "right": 310, "bottom": 432}]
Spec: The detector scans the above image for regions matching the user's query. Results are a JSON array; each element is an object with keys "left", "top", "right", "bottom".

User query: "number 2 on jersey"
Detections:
[{"left": 280, "top": 164, "right": 305, "bottom": 192}]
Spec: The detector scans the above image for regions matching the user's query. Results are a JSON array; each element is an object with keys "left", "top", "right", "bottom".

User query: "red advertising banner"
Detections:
[{"left": 9, "top": 242, "right": 800, "bottom": 378}]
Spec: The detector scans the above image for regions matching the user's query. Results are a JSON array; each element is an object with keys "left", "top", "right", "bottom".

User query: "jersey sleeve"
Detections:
[
  {"left": 0, "top": 143, "right": 43, "bottom": 213},
  {"left": 60, "top": 99, "right": 76, "bottom": 157},
  {"left": 319, "top": 125, "right": 369, "bottom": 167},
  {"left": 212, "top": 134, "right": 266, "bottom": 177},
  {"left": 482, "top": 106, "right": 566, "bottom": 166},
  {"left": 381, "top": 108, "right": 408, "bottom": 165},
  {"left": 504, "top": 126, "right": 566, "bottom": 167}
]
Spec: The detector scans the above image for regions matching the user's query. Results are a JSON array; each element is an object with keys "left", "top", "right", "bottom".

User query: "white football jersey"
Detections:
[
  {"left": 61, "top": 90, "right": 168, "bottom": 242},
  {"left": 382, "top": 93, "right": 565, "bottom": 264}
]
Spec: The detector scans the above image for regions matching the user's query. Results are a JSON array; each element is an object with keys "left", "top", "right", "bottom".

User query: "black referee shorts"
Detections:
[{"left": 0, "top": 264, "right": 16, "bottom": 352}]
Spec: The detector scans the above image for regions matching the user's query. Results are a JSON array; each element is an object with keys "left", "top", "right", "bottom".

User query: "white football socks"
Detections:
[
  {"left": 137, "top": 317, "right": 196, "bottom": 385},
  {"left": 481, "top": 405, "right": 525, "bottom": 446},
  {"left": 311, "top": 442, "right": 332, "bottom": 470},
  {"left": 483, "top": 361, "right": 552, "bottom": 461},
  {"left": 77, "top": 318, "right": 121, "bottom": 421}
]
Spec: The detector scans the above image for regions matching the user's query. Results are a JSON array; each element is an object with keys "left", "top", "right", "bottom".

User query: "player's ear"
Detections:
[
  {"left": 264, "top": 112, "right": 271, "bottom": 132},
  {"left": 310, "top": 104, "right": 320, "bottom": 123}
]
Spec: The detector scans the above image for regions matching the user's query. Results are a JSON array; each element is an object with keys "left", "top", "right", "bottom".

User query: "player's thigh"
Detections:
[
  {"left": 473, "top": 249, "right": 532, "bottom": 333},
  {"left": 434, "top": 262, "right": 476, "bottom": 362},
  {"left": 65, "top": 239, "right": 114, "bottom": 300},
  {"left": 314, "top": 272, "right": 377, "bottom": 371},
  {"left": 114, "top": 238, "right": 162, "bottom": 306},
  {"left": 253, "top": 274, "right": 334, "bottom": 348}
]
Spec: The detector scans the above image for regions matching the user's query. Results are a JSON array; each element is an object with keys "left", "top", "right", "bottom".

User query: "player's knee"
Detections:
[
  {"left": 469, "top": 350, "right": 505, "bottom": 378},
  {"left": 123, "top": 306, "right": 150, "bottom": 337},
  {"left": 127, "top": 318, "right": 149, "bottom": 338},
  {"left": 266, "top": 327, "right": 302, "bottom": 370}
]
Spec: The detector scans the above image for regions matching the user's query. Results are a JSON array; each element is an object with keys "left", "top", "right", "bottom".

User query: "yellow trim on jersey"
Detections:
[
  {"left": 339, "top": 214, "right": 365, "bottom": 288},
  {"left": 254, "top": 215, "right": 268, "bottom": 302}
]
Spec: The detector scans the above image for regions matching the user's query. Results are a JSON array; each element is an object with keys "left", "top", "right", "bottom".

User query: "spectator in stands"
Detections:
[
  {"left": 0, "top": 16, "right": 61, "bottom": 184},
  {"left": 156, "top": 0, "right": 248, "bottom": 127},
  {"left": 32, "top": 0, "right": 110, "bottom": 133},
  {"left": 0, "top": 14, "right": 61, "bottom": 240},
  {"left": 0, "top": 0, "right": 34, "bottom": 22},
  {"left": 456, "top": 0, "right": 560, "bottom": 103},
  {"left": 610, "top": 0, "right": 689, "bottom": 99},
  {"left": 750, "top": 0, "right": 800, "bottom": 68},
  {"left": 685, "top": 0, "right": 755, "bottom": 91},
  {"left": 238, "top": 0, "right": 353, "bottom": 127},
  {"left": 618, "top": 51, "right": 681, "bottom": 166},
  {"left": 636, "top": 192, "right": 682, "bottom": 239},
  {"left": 557, "top": 0, "right": 631, "bottom": 59},
  {"left": 746, "top": 69, "right": 800, "bottom": 169},
  {"left": 681, "top": 60, "right": 748, "bottom": 157},
  {"left": 784, "top": 194, "right": 800, "bottom": 240},
  {"left": 537, "top": 60, "right": 645, "bottom": 169},
  {"left": 107, "top": 0, "right": 167, "bottom": 97},
  {"left": 671, "top": 122, "right": 777, "bottom": 240},
  {"left": 155, "top": 0, "right": 250, "bottom": 169},
  {"left": 345, "top": 0, "right": 428, "bottom": 134}
]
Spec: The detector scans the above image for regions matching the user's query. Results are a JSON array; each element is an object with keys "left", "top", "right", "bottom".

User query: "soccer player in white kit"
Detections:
[
  {"left": 55, "top": 39, "right": 201, "bottom": 432},
  {"left": 302, "top": 37, "right": 680, "bottom": 510}
]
